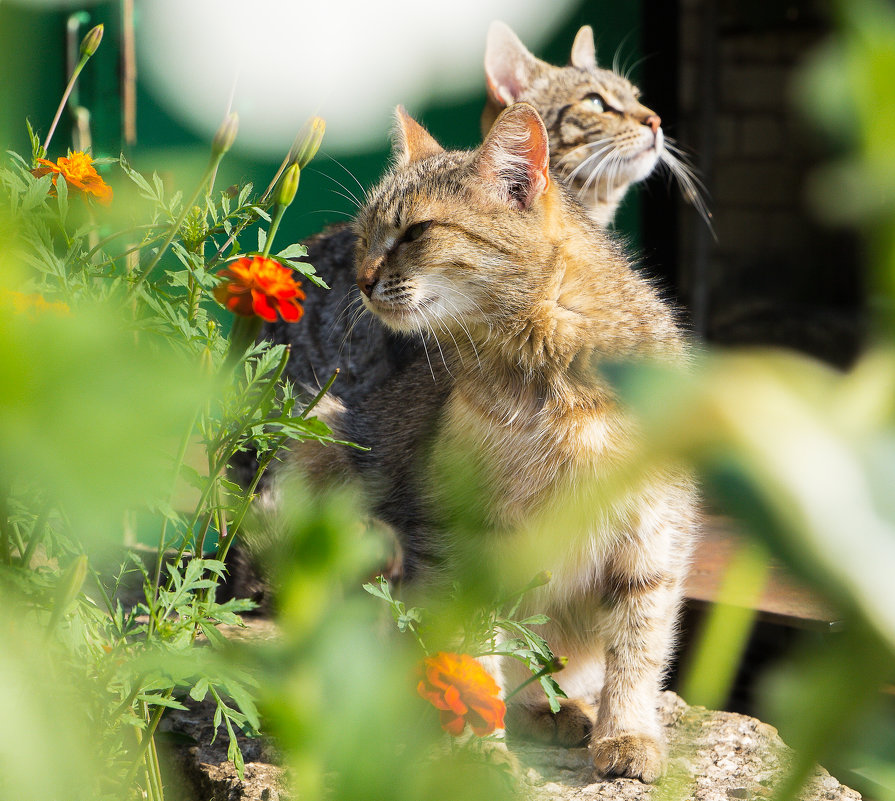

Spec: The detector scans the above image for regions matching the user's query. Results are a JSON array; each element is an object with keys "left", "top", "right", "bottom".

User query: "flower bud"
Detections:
[
  {"left": 276, "top": 163, "right": 301, "bottom": 208},
  {"left": 79, "top": 24, "right": 104, "bottom": 59},
  {"left": 289, "top": 116, "right": 325, "bottom": 169},
  {"left": 528, "top": 570, "right": 552, "bottom": 590},
  {"left": 181, "top": 205, "right": 208, "bottom": 253},
  {"left": 547, "top": 655, "right": 569, "bottom": 673},
  {"left": 54, "top": 555, "right": 89, "bottom": 615},
  {"left": 212, "top": 112, "right": 239, "bottom": 156}
]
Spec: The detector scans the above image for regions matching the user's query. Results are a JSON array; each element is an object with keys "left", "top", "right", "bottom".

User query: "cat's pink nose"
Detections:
[{"left": 644, "top": 114, "right": 661, "bottom": 134}]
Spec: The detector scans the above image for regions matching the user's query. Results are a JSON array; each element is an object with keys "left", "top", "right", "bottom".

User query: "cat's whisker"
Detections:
[
  {"left": 311, "top": 168, "right": 365, "bottom": 210},
  {"left": 422, "top": 278, "right": 484, "bottom": 370},
  {"left": 320, "top": 152, "right": 367, "bottom": 201},
  {"left": 416, "top": 318, "right": 438, "bottom": 382},
  {"left": 578, "top": 147, "right": 622, "bottom": 201},
  {"left": 428, "top": 311, "right": 464, "bottom": 369},
  {"left": 554, "top": 137, "right": 613, "bottom": 170},
  {"left": 622, "top": 53, "right": 648, "bottom": 82},
  {"left": 442, "top": 307, "right": 482, "bottom": 371},
  {"left": 426, "top": 317, "right": 455, "bottom": 377},
  {"left": 305, "top": 209, "right": 355, "bottom": 219},
  {"left": 659, "top": 147, "right": 714, "bottom": 235},
  {"left": 339, "top": 298, "right": 369, "bottom": 354},
  {"left": 564, "top": 144, "right": 616, "bottom": 187},
  {"left": 327, "top": 187, "right": 365, "bottom": 210}
]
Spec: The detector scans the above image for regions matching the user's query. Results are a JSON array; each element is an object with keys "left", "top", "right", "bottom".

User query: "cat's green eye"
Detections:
[
  {"left": 585, "top": 94, "right": 605, "bottom": 112},
  {"left": 403, "top": 220, "right": 432, "bottom": 243}
]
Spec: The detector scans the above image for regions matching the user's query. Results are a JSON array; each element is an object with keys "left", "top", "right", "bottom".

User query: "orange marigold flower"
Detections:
[
  {"left": 417, "top": 652, "right": 506, "bottom": 737},
  {"left": 33, "top": 151, "right": 113, "bottom": 205},
  {"left": 214, "top": 256, "right": 306, "bottom": 323},
  {"left": 0, "top": 289, "right": 70, "bottom": 317}
]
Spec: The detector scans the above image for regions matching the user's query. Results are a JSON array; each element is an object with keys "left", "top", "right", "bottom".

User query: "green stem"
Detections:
[
  {"left": 43, "top": 56, "right": 88, "bottom": 152},
  {"left": 207, "top": 199, "right": 275, "bottom": 271},
  {"left": 147, "top": 407, "right": 201, "bottom": 638},
  {"left": 298, "top": 368, "right": 339, "bottom": 419},
  {"left": 84, "top": 223, "right": 168, "bottom": 262},
  {"left": 262, "top": 203, "right": 286, "bottom": 258},
  {"left": 503, "top": 661, "right": 561, "bottom": 702},
  {"left": 21, "top": 504, "right": 51, "bottom": 567},
  {"left": 124, "top": 697, "right": 170, "bottom": 789},
  {"left": 146, "top": 727, "right": 165, "bottom": 801},
  {"left": 224, "top": 315, "right": 263, "bottom": 370},
  {"left": 10, "top": 523, "right": 27, "bottom": 560},
  {"left": 262, "top": 152, "right": 291, "bottom": 203},
  {"left": 194, "top": 509, "right": 215, "bottom": 560},
  {"left": 131, "top": 154, "right": 223, "bottom": 290},
  {"left": 187, "top": 240, "right": 205, "bottom": 323}
]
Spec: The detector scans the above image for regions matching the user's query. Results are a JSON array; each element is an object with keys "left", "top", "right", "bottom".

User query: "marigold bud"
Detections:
[
  {"left": 181, "top": 205, "right": 208, "bottom": 252},
  {"left": 212, "top": 112, "right": 239, "bottom": 156},
  {"left": 276, "top": 164, "right": 301, "bottom": 208},
  {"left": 289, "top": 116, "right": 325, "bottom": 169},
  {"left": 529, "top": 570, "right": 552, "bottom": 589},
  {"left": 55, "top": 555, "right": 89, "bottom": 614},
  {"left": 79, "top": 24, "right": 104, "bottom": 59}
]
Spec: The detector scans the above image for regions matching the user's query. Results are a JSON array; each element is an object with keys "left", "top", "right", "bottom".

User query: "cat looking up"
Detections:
[{"left": 287, "top": 103, "right": 698, "bottom": 783}]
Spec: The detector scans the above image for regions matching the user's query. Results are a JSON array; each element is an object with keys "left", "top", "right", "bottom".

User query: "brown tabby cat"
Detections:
[
  {"left": 288, "top": 104, "right": 697, "bottom": 783},
  {"left": 483, "top": 20, "right": 699, "bottom": 228},
  {"left": 259, "top": 21, "right": 704, "bottom": 410}
]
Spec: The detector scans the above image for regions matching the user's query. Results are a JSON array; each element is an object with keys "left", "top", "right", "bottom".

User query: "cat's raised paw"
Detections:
[
  {"left": 590, "top": 733, "right": 665, "bottom": 783},
  {"left": 506, "top": 698, "right": 596, "bottom": 747}
]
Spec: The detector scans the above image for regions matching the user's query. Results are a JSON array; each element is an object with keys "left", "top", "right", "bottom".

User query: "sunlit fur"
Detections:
[
  {"left": 483, "top": 21, "right": 709, "bottom": 228},
  {"left": 296, "top": 105, "right": 698, "bottom": 782}
]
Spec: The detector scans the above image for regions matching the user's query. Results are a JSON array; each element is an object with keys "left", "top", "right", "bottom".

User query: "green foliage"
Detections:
[
  {"left": 0, "top": 96, "right": 335, "bottom": 797},
  {"left": 3, "top": 4, "right": 895, "bottom": 801}
]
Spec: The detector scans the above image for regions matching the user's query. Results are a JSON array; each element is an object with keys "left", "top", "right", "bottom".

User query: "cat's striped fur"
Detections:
[
  {"left": 259, "top": 21, "right": 702, "bottom": 410},
  {"left": 285, "top": 105, "right": 697, "bottom": 783}
]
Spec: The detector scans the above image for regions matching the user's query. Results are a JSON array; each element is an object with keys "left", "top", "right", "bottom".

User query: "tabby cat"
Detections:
[
  {"left": 285, "top": 104, "right": 697, "bottom": 783},
  {"left": 260, "top": 21, "right": 703, "bottom": 408}
]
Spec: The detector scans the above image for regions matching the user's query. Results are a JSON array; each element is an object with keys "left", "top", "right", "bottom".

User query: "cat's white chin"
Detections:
[
  {"left": 625, "top": 131, "right": 664, "bottom": 184},
  {"left": 361, "top": 295, "right": 427, "bottom": 334}
]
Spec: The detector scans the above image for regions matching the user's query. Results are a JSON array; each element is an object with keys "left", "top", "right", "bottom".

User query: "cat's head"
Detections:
[
  {"left": 483, "top": 21, "right": 704, "bottom": 227},
  {"left": 354, "top": 104, "right": 561, "bottom": 338}
]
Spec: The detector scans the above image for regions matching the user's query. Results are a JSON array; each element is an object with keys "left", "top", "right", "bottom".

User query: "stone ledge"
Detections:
[{"left": 162, "top": 621, "right": 860, "bottom": 801}]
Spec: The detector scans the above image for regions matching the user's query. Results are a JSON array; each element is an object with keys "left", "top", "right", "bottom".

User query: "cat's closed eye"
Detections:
[{"left": 402, "top": 220, "right": 433, "bottom": 244}]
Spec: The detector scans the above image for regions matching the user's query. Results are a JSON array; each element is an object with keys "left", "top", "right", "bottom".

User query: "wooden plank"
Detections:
[{"left": 685, "top": 521, "right": 841, "bottom": 629}]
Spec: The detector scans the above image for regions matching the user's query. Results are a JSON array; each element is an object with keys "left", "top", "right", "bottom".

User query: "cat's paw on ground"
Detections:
[
  {"left": 590, "top": 732, "right": 665, "bottom": 783},
  {"left": 506, "top": 698, "right": 596, "bottom": 747}
]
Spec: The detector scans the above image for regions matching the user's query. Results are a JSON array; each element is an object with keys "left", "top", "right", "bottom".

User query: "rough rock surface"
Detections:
[{"left": 164, "top": 621, "right": 860, "bottom": 801}]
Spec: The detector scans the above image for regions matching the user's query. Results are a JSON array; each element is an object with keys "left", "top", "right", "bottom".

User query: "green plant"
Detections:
[{"left": 0, "top": 27, "right": 338, "bottom": 800}]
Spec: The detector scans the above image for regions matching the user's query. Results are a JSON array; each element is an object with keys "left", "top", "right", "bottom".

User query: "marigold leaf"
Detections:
[{"left": 275, "top": 243, "right": 308, "bottom": 259}]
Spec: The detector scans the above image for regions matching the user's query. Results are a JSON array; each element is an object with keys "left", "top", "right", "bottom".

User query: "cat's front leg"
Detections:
[{"left": 590, "top": 534, "right": 686, "bottom": 783}]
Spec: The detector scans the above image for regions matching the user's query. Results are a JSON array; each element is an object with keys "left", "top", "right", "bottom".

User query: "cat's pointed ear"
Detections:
[
  {"left": 392, "top": 105, "right": 444, "bottom": 167},
  {"left": 570, "top": 25, "right": 596, "bottom": 69},
  {"left": 476, "top": 102, "right": 550, "bottom": 210},
  {"left": 484, "top": 21, "right": 542, "bottom": 107}
]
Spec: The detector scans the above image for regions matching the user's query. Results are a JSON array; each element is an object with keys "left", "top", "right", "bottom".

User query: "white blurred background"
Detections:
[{"left": 134, "top": 0, "right": 576, "bottom": 156}]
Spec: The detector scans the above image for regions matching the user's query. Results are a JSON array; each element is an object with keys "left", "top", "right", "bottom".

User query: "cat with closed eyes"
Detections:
[
  {"left": 227, "top": 21, "right": 697, "bottom": 593},
  {"left": 257, "top": 21, "right": 704, "bottom": 411},
  {"left": 281, "top": 103, "right": 698, "bottom": 783}
]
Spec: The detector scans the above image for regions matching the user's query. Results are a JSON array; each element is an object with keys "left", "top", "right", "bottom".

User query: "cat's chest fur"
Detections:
[{"left": 440, "top": 370, "right": 622, "bottom": 529}]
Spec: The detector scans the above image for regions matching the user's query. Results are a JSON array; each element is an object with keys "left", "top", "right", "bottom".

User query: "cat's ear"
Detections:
[
  {"left": 392, "top": 105, "right": 444, "bottom": 166},
  {"left": 484, "top": 21, "right": 542, "bottom": 107},
  {"left": 570, "top": 25, "right": 596, "bottom": 69},
  {"left": 475, "top": 102, "right": 550, "bottom": 210}
]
